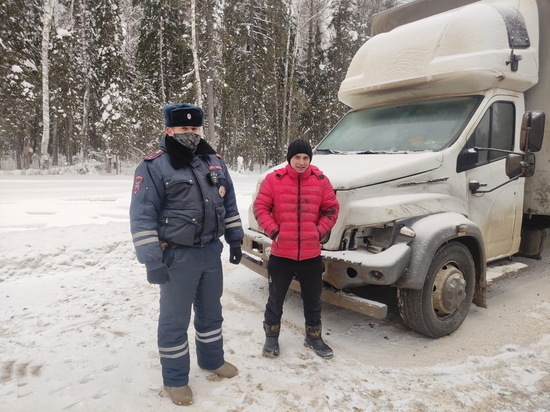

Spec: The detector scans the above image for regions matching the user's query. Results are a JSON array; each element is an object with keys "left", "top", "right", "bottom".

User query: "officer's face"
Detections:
[
  {"left": 290, "top": 153, "right": 310, "bottom": 173},
  {"left": 166, "top": 126, "right": 202, "bottom": 136}
]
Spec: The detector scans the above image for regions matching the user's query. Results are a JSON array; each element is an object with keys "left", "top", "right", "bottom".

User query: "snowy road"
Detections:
[{"left": 0, "top": 174, "right": 549, "bottom": 411}]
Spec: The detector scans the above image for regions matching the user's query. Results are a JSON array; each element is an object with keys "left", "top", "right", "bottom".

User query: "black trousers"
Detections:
[{"left": 264, "top": 255, "right": 323, "bottom": 327}]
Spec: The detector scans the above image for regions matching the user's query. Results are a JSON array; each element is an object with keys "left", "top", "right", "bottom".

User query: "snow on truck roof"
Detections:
[{"left": 339, "top": 0, "right": 540, "bottom": 109}]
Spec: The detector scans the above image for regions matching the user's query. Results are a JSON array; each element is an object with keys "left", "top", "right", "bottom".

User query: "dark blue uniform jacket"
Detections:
[{"left": 130, "top": 137, "right": 244, "bottom": 271}]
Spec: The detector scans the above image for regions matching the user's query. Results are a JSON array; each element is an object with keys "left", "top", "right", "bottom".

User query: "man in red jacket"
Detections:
[{"left": 253, "top": 139, "right": 340, "bottom": 358}]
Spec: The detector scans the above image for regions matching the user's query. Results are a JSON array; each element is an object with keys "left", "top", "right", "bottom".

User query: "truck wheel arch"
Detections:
[{"left": 398, "top": 212, "right": 487, "bottom": 308}]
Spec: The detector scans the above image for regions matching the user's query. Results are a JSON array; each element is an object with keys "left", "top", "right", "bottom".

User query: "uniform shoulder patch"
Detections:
[
  {"left": 143, "top": 149, "right": 164, "bottom": 161},
  {"left": 133, "top": 176, "right": 143, "bottom": 194}
]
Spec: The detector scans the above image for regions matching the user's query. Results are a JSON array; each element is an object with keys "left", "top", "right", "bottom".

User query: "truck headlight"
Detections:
[{"left": 342, "top": 224, "right": 415, "bottom": 252}]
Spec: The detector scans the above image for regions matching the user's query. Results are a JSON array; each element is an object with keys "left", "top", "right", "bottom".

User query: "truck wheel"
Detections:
[{"left": 398, "top": 242, "right": 475, "bottom": 338}]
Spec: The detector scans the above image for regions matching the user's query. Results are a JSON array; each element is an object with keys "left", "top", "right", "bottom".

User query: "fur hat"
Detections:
[
  {"left": 163, "top": 103, "right": 203, "bottom": 127},
  {"left": 286, "top": 139, "right": 313, "bottom": 163}
]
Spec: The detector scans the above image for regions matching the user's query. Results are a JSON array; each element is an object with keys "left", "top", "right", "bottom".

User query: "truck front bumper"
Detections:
[{"left": 241, "top": 230, "right": 412, "bottom": 319}]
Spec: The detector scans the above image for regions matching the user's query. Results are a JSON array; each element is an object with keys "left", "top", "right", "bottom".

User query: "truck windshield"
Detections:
[{"left": 316, "top": 96, "right": 481, "bottom": 153}]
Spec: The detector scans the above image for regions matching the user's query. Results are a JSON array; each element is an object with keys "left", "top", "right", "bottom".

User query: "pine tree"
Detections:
[
  {"left": 0, "top": 0, "right": 43, "bottom": 169},
  {"left": 49, "top": 3, "right": 84, "bottom": 167},
  {"left": 220, "top": 0, "right": 291, "bottom": 169},
  {"left": 91, "top": 0, "right": 130, "bottom": 171},
  {"left": 131, "top": 0, "right": 195, "bottom": 154},
  {"left": 219, "top": 0, "right": 253, "bottom": 165},
  {"left": 294, "top": 0, "right": 332, "bottom": 146},
  {"left": 324, "top": 0, "right": 364, "bottom": 128}
]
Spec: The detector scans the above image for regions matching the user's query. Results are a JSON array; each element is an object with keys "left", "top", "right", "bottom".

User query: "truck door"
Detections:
[{"left": 457, "top": 100, "right": 524, "bottom": 260}]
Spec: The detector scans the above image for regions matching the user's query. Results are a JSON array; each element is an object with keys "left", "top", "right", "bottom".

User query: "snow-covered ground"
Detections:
[{"left": 0, "top": 171, "right": 549, "bottom": 412}]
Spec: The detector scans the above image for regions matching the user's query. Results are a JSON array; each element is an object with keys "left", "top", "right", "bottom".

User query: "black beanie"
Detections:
[{"left": 286, "top": 139, "right": 313, "bottom": 163}]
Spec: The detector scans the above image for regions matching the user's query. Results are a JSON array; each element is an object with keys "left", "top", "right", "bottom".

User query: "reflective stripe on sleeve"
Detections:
[
  {"left": 132, "top": 230, "right": 159, "bottom": 247},
  {"left": 224, "top": 215, "right": 241, "bottom": 224},
  {"left": 134, "top": 237, "right": 159, "bottom": 247},
  {"left": 225, "top": 222, "right": 242, "bottom": 229},
  {"left": 133, "top": 230, "right": 158, "bottom": 239},
  {"left": 224, "top": 215, "right": 242, "bottom": 229}
]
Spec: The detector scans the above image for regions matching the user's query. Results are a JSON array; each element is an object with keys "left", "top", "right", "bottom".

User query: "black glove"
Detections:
[
  {"left": 229, "top": 247, "right": 242, "bottom": 265},
  {"left": 147, "top": 266, "right": 169, "bottom": 284}
]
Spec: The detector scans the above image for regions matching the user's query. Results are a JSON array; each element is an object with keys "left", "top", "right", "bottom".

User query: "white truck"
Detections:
[{"left": 242, "top": 0, "right": 548, "bottom": 337}]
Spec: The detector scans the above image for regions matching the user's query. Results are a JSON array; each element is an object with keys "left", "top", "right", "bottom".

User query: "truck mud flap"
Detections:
[{"left": 518, "top": 226, "right": 550, "bottom": 259}]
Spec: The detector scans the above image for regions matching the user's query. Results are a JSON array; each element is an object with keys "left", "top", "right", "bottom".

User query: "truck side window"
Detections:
[{"left": 457, "top": 102, "right": 515, "bottom": 172}]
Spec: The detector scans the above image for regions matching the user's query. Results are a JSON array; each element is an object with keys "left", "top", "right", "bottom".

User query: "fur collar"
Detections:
[{"left": 164, "top": 136, "right": 217, "bottom": 169}]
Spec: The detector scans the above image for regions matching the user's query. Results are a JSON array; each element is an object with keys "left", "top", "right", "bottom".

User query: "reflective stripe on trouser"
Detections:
[{"left": 158, "top": 239, "right": 225, "bottom": 387}]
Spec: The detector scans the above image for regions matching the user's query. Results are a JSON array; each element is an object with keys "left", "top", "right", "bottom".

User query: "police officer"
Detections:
[{"left": 130, "top": 103, "right": 244, "bottom": 406}]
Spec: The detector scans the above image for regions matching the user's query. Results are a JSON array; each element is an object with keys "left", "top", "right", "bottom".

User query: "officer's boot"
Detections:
[
  {"left": 207, "top": 361, "right": 239, "bottom": 379},
  {"left": 304, "top": 324, "right": 333, "bottom": 359},
  {"left": 263, "top": 322, "right": 280, "bottom": 358},
  {"left": 164, "top": 385, "right": 193, "bottom": 406}
]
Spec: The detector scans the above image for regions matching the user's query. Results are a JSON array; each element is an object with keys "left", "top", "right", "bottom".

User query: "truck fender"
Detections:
[{"left": 398, "top": 212, "right": 487, "bottom": 308}]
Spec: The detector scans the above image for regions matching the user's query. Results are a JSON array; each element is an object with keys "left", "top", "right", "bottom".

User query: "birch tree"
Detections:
[
  {"left": 40, "top": 0, "right": 57, "bottom": 168},
  {"left": 190, "top": 0, "right": 202, "bottom": 107},
  {"left": 200, "top": 0, "right": 218, "bottom": 145},
  {"left": 76, "top": 0, "right": 93, "bottom": 160}
]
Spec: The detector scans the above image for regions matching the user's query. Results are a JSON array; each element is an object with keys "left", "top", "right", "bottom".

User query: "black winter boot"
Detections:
[
  {"left": 304, "top": 324, "right": 333, "bottom": 359},
  {"left": 263, "top": 322, "right": 280, "bottom": 358}
]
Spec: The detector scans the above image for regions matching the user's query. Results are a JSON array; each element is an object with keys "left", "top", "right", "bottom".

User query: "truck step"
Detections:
[{"left": 486, "top": 260, "right": 528, "bottom": 286}]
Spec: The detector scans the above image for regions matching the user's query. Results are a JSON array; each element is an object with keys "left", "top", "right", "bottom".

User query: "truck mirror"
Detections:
[
  {"left": 523, "top": 152, "right": 536, "bottom": 177},
  {"left": 520, "top": 111, "right": 545, "bottom": 152},
  {"left": 505, "top": 154, "right": 524, "bottom": 178},
  {"left": 506, "top": 152, "right": 536, "bottom": 179}
]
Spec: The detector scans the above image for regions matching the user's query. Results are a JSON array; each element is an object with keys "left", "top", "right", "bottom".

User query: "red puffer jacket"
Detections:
[{"left": 253, "top": 163, "right": 339, "bottom": 261}]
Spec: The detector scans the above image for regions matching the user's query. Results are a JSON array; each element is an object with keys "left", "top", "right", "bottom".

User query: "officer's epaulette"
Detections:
[{"left": 143, "top": 149, "right": 164, "bottom": 161}]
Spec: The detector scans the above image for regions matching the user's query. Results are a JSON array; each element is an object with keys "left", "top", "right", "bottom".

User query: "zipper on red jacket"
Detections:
[{"left": 297, "top": 173, "right": 302, "bottom": 260}]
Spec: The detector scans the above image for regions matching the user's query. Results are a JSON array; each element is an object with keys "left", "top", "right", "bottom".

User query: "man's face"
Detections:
[
  {"left": 166, "top": 125, "right": 202, "bottom": 136},
  {"left": 289, "top": 153, "right": 311, "bottom": 173}
]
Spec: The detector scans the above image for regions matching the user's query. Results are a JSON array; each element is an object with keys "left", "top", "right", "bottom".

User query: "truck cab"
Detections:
[{"left": 242, "top": 0, "right": 548, "bottom": 338}]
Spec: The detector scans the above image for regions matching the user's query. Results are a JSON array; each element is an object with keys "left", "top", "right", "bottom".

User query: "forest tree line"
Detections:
[{"left": 1, "top": 0, "right": 401, "bottom": 171}]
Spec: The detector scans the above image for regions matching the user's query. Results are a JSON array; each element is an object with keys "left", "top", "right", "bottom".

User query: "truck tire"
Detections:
[{"left": 397, "top": 242, "right": 475, "bottom": 338}]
